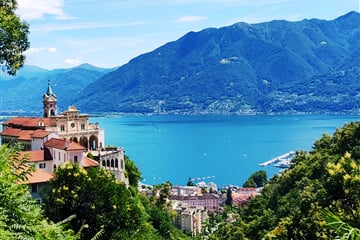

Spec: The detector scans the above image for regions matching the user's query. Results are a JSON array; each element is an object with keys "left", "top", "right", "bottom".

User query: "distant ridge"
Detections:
[
  {"left": 0, "top": 64, "right": 113, "bottom": 115},
  {"left": 1, "top": 12, "right": 359, "bottom": 115},
  {"left": 71, "top": 11, "right": 359, "bottom": 115}
]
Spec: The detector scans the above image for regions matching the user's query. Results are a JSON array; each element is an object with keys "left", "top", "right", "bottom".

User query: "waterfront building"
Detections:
[{"left": 0, "top": 81, "right": 127, "bottom": 200}]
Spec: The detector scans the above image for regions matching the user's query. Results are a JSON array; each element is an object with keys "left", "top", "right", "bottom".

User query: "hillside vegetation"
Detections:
[
  {"left": 210, "top": 121, "right": 360, "bottom": 239},
  {"left": 0, "top": 121, "right": 359, "bottom": 239}
]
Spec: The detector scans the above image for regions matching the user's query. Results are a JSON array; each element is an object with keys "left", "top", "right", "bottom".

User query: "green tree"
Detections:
[
  {"left": 125, "top": 155, "right": 142, "bottom": 187},
  {"left": 243, "top": 178, "right": 256, "bottom": 188},
  {"left": 225, "top": 187, "right": 233, "bottom": 206},
  {"left": 320, "top": 209, "right": 360, "bottom": 240},
  {"left": 0, "top": 144, "right": 77, "bottom": 239},
  {"left": 42, "top": 162, "right": 150, "bottom": 240},
  {"left": 187, "top": 177, "right": 195, "bottom": 186},
  {"left": 0, "top": 0, "right": 30, "bottom": 75},
  {"left": 243, "top": 170, "right": 267, "bottom": 188}
]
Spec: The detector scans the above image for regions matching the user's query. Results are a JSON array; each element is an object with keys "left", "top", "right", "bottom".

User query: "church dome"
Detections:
[{"left": 68, "top": 105, "right": 78, "bottom": 111}]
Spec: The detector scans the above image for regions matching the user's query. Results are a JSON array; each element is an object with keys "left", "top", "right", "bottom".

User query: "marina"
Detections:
[{"left": 259, "top": 151, "right": 295, "bottom": 167}]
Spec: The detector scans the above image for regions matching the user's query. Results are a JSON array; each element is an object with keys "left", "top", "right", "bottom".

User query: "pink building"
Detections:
[
  {"left": 232, "top": 188, "right": 257, "bottom": 207},
  {"left": 169, "top": 193, "right": 220, "bottom": 212}
]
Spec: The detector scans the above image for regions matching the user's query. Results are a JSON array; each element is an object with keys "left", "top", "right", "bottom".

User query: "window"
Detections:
[
  {"left": 115, "top": 159, "right": 118, "bottom": 168},
  {"left": 81, "top": 124, "right": 85, "bottom": 129},
  {"left": 74, "top": 156, "right": 78, "bottom": 163},
  {"left": 39, "top": 163, "right": 46, "bottom": 169},
  {"left": 31, "top": 184, "right": 38, "bottom": 193},
  {"left": 60, "top": 125, "right": 65, "bottom": 131}
]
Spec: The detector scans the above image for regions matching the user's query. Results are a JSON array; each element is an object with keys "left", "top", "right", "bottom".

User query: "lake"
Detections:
[{"left": 93, "top": 115, "right": 358, "bottom": 187}]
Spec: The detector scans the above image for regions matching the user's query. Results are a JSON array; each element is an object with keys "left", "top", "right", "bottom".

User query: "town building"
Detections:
[
  {"left": 169, "top": 193, "right": 220, "bottom": 213},
  {"left": 231, "top": 187, "right": 258, "bottom": 207},
  {"left": 171, "top": 185, "right": 202, "bottom": 196},
  {"left": 171, "top": 201, "right": 207, "bottom": 236},
  {"left": 0, "top": 81, "right": 126, "bottom": 200}
]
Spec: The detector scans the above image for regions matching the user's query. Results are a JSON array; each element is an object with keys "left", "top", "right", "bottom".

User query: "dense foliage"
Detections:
[
  {"left": 243, "top": 170, "right": 267, "bottom": 188},
  {"left": 0, "top": 144, "right": 78, "bottom": 239},
  {"left": 42, "top": 162, "right": 157, "bottom": 239},
  {"left": 0, "top": 0, "right": 29, "bottom": 75},
  {"left": 211, "top": 121, "right": 360, "bottom": 239},
  {"left": 42, "top": 157, "right": 190, "bottom": 240}
]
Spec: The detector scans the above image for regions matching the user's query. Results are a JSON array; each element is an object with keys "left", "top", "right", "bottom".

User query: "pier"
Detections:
[{"left": 259, "top": 151, "right": 295, "bottom": 167}]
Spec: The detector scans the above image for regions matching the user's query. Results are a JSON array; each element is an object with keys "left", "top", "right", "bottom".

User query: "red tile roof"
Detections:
[
  {"left": 82, "top": 156, "right": 99, "bottom": 168},
  {"left": 1, "top": 128, "right": 51, "bottom": 140},
  {"left": 24, "top": 168, "right": 53, "bottom": 184},
  {"left": 44, "top": 138, "right": 86, "bottom": 151},
  {"left": 3, "top": 117, "right": 51, "bottom": 128},
  {"left": 20, "top": 150, "right": 45, "bottom": 162}
]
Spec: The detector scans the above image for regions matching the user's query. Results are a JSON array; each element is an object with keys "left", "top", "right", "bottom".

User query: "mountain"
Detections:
[
  {"left": 73, "top": 11, "right": 359, "bottom": 115},
  {"left": 0, "top": 64, "right": 113, "bottom": 115}
]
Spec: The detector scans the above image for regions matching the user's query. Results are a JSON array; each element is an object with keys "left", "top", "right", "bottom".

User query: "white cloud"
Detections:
[
  {"left": 16, "top": 0, "right": 72, "bottom": 20},
  {"left": 65, "top": 58, "right": 82, "bottom": 66},
  {"left": 25, "top": 47, "right": 45, "bottom": 54},
  {"left": 48, "top": 47, "right": 57, "bottom": 53},
  {"left": 31, "top": 21, "right": 145, "bottom": 32},
  {"left": 176, "top": 15, "right": 208, "bottom": 23},
  {"left": 25, "top": 47, "right": 57, "bottom": 55}
]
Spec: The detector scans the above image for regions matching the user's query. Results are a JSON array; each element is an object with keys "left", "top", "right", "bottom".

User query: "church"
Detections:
[
  {"left": 1, "top": 80, "right": 104, "bottom": 150},
  {"left": 0, "top": 81, "right": 126, "bottom": 201}
]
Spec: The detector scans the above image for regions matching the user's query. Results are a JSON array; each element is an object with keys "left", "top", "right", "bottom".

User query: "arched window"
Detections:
[
  {"left": 102, "top": 160, "right": 106, "bottom": 166},
  {"left": 115, "top": 159, "right": 118, "bottom": 168},
  {"left": 106, "top": 160, "right": 110, "bottom": 167},
  {"left": 120, "top": 160, "right": 124, "bottom": 169},
  {"left": 111, "top": 159, "right": 114, "bottom": 167},
  {"left": 53, "top": 164, "right": 57, "bottom": 171}
]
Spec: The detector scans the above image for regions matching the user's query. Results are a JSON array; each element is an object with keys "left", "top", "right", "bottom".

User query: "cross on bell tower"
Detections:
[{"left": 43, "top": 80, "right": 57, "bottom": 118}]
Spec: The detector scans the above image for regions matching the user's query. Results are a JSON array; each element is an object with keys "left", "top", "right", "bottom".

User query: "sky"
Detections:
[{"left": 16, "top": 0, "right": 359, "bottom": 70}]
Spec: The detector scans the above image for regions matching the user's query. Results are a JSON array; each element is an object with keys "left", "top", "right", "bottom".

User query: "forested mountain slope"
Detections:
[
  {"left": 74, "top": 11, "right": 359, "bottom": 115},
  {"left": 0, "top": 64, "right": 112, "bottom": 115}
]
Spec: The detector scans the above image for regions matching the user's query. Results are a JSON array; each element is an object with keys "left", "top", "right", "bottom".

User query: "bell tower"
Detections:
[{"left": 43, "top": 80, "right": 57, "bottom": 118}]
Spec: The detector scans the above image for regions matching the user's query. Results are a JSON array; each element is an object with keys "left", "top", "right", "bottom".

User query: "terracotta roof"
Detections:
[
  {"left": 20, "top": 150, "right": 45, "bottom": 162},
  {"left": 82, "top": 156, "right": 99, "bottom": 168},
  {"left": 44, "top": 138, "right": 86, "bottom": 151},
  {"left": 2, "top": 117, "right": 51, "bottom": 128},
  {"left": 0, "top": 128, "right": 51, "bottom": 140},
  {"left": 24, "top": 168, "right": 53, "bottom": 184}
]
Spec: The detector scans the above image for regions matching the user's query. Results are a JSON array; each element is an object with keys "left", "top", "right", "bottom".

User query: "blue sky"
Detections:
[{"left": 16, "top": 0, "right": 359, "bottom": 70}]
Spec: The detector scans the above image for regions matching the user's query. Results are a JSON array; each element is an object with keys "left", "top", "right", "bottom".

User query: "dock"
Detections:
[{"left": 259, "top": 151, "right": 295, "bottom": 167}]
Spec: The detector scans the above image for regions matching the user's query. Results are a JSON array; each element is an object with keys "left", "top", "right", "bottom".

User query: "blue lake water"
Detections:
[{"left": 91, "top": 115, "right": 358, "bottom": 187}]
